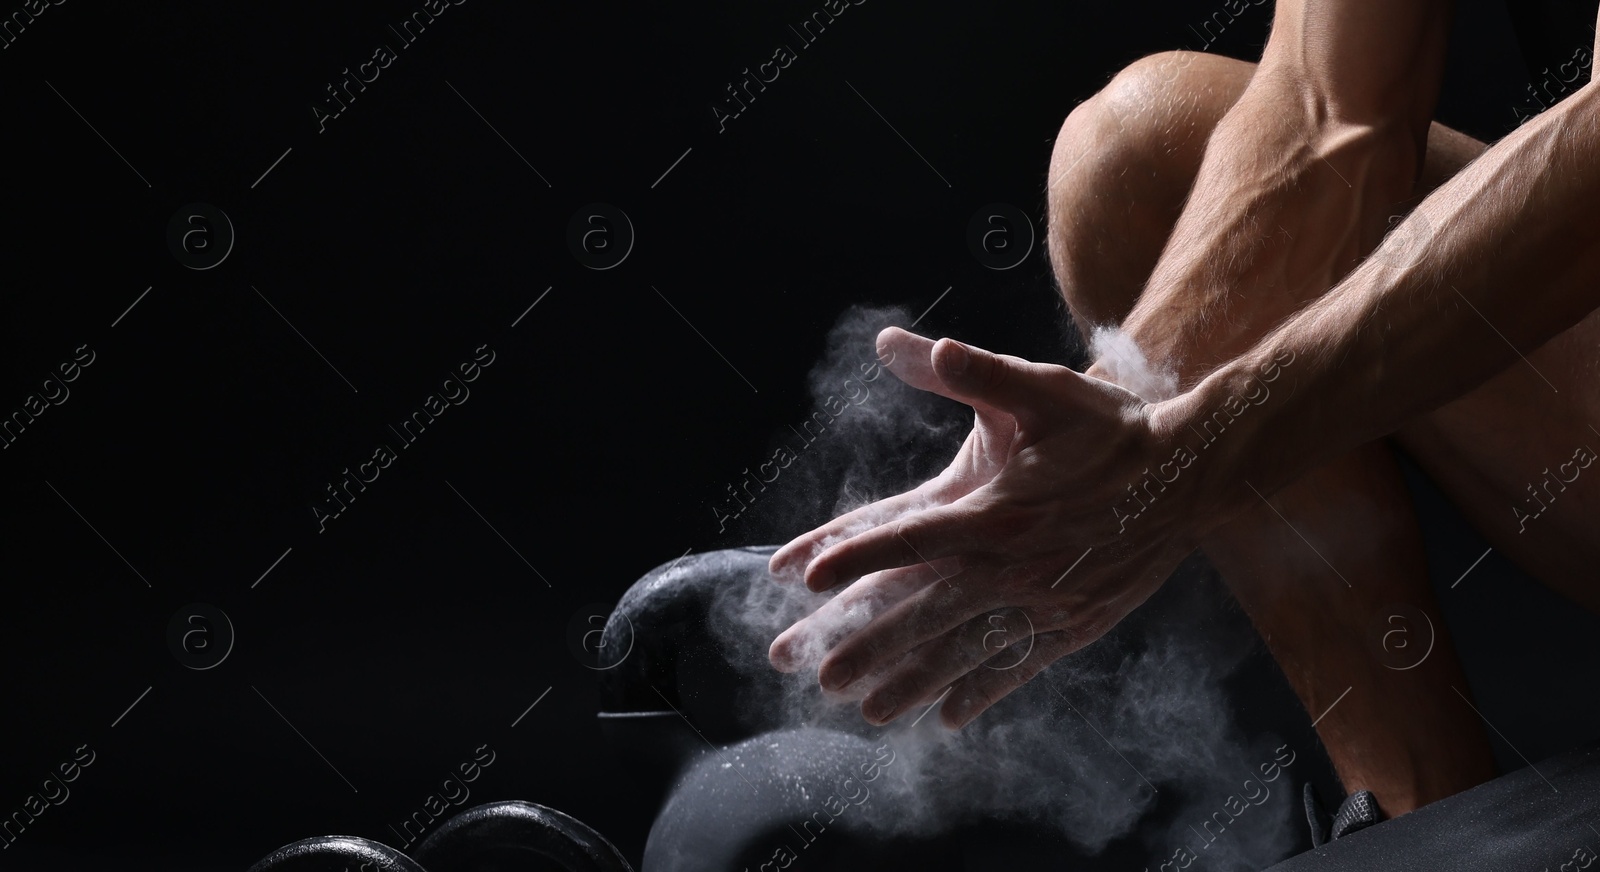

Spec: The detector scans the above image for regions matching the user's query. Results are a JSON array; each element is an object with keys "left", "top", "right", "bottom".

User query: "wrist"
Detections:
[{"left": 1147, "top": 344, "right": 1300, "bottom": 533}]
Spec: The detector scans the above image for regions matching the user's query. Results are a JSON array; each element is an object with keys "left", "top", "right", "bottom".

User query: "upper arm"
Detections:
[{"left": 1257, "top": 0, "right": 1452, "bottom": 141}]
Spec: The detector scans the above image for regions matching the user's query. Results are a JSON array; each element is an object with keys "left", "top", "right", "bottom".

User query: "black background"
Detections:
[{"left": 2, "top": 1, "right": 1599, "bottom": 869}]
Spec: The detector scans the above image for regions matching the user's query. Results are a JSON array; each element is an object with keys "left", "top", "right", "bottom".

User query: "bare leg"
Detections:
[
  {"left": 1399, "top": 312, "right": 1600, "bottom": 614},
  {"left": 1046, "top": 51, "right": 1497, "bottom": 815}
]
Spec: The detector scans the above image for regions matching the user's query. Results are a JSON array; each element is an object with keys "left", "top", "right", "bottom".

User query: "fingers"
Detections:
[
  {"left": 858, "top": 608, "right": 1033, "bottom": 725},
  {"left": 767, "top": 479, "right": 944, "bottom": 582},
  {"left": 880, "top": 327, "right": 1022, "bottom": 419},
  {"left": 930, "top": 338, "right": 1075, "bottom": 424},
  {"left": 771, "top": 330, "right": 1043, "bottom": 588},
  {"left": 802, "top": 498, "right": 991, "bottom": 592},
  {"left": 767, "top": 557, "right": 959, "bottom": 673},
  {"left": 875, "top": 327, "right": 941, "bottom": 393},
  {"left": 816, "top": 566, "right": 994, "bottom": 693},
  {"left": 939, "top": 629, "right": 1083, "bottom": 729}
]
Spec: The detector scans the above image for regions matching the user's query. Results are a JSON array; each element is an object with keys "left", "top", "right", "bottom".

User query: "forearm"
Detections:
[
  {"left": 1100, "top": 8, "right": 1443, "bottom": 387},
  {"left": 1162, "top": 80, "right": 1600, "bottom": 519},
  {"left": 1111, "top": 78, "right": 1417, "bottom": 384}
]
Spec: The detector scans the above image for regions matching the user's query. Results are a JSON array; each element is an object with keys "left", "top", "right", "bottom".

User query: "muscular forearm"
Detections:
[
  {"left": 1161, "top": 79, "right": 1600, "bottom": 520},
  {"left": 1106, "top": 26, "right": 1437, "bottom": 386}
]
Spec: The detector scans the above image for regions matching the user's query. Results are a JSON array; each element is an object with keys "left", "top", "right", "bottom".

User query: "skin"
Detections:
[
  {"left": 766, "top": 0, "right": 1600, "bottom": 818},
  {"left": 1045, "top": 46, "right": 1498, "bottom": 816}
]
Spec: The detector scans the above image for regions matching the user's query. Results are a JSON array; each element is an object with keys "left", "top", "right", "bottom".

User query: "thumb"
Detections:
[
  {"left": 878, "top": 327, "right": 1009, "bottom": 420},
  {"left": 930, "top": 338, "right": 1065, "bottom": 419},
  {"left": 875, "top": 326, "right": 941, "bottom": 394}
]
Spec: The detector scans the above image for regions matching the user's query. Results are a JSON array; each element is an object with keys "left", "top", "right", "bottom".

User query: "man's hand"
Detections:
[
  {"left": 768, "top": 327, "right": 1019, "bottom": 572},
  {"left": 767, "top": 328, "right": 1208, "bottom": 729}
]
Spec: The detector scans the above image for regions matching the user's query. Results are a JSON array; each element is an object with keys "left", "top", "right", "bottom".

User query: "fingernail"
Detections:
[
  {"left": 821, "top": 662, "right": 854, "bottom": 692},
  {"left": 944, "top": 341, "right": 970, "bottom": 376},
  {"left": 865, "top": 693, "right": 898, "bottom": 724},
  {"left": 808, "top": 568, "right": 836, "bottom": 591}
]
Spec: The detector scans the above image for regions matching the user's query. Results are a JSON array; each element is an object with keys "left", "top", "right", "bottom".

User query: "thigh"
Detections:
[
  {"left": 1385, "top": 123, "right": 1600, "bottom": 611},
  {"left": 1398, "top": 311, "right": 1600, "bottom": 612}
]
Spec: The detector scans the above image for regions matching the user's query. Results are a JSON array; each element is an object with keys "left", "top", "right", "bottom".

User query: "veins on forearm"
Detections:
[{"left": 1121, "top": 83, "right": 1415, "bottom": 385}]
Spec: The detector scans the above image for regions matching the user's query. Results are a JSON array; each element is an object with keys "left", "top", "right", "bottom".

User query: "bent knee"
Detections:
[
  {"left": 1048, "top": 51, "right": 1253, "bottom": 195},
  {"left": 1047, "top": 52, "right": 1253, "bottom": 328}
]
